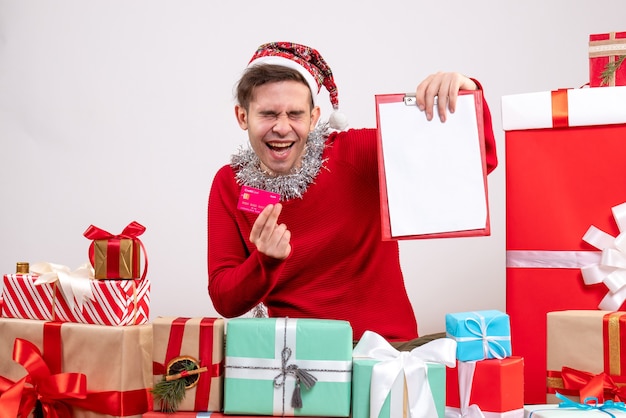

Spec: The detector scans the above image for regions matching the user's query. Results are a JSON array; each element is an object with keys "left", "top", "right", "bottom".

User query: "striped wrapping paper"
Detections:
[{"left": 1, "top": 273, "right": 150, "bottom": 325}]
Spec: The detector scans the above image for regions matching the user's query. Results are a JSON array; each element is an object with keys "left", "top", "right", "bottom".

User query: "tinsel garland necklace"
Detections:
[{"left": 231, "top": 124, "right": 329, "bottom": 201}]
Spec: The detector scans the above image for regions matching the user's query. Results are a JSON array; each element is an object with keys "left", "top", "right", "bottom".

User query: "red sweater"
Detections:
[{"left": 208, "top": 101, "right": 497, "bottom": 341}]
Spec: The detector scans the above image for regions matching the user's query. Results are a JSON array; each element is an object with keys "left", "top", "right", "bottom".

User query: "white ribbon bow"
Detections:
[
  {"left": 444, "top": 361, "right": 485, "bottom": 418},
  {"left": 30, "top": 261, "right": 95, "bottom": 310},
  {"left": 581, "top": 202, "right": 626, "bottom": 311},
  {"left": 353, "top": 330, "right": 457, "bottom": 418}
]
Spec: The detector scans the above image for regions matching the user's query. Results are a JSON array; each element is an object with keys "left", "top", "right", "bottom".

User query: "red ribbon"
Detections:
[
  {"left": 550, "top": 89, "right": 569, "bottom": 128},
  {"left": 83, "top": 221, "right": 148, "bottom": 280},
  {"left": 561, "top": 366, "right": 626, "bottom": 403},
  {"left": 195, "top": 317, "right": 220, "bottom": 410},
  {"left": 0, "top": 338, "right": 88, "bottom": 418},
  {"left": 0, "top": 374, "right": 29, "bottom": 417}
]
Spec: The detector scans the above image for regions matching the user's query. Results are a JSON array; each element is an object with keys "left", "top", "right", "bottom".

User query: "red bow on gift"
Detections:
[
  {"left": 0, "top": 338, "right": 88, "bottom": 418},
  {"left": 83, "top": 221, "right": 148, "bottom": 280},
  {"left": 561, "top": 366, "right": 626, "bottom": 403}
]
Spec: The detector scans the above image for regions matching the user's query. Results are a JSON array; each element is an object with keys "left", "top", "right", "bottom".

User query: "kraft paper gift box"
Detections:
[
  {"left": 445, "top": 357, "right": 524, "bottom": 418},
  {"left": 223, "top": 317, "right": 353, "bottom": 417},
  {"left": 351, "top": 331, "right": 455, "bottom": 418},
  {"left": 501, "top": 86, "right": 626, "bottom": 404},
  {"left": 0, "top": 317, "right": 153, "bottom": 417},
  {"left": 546, "top": 310, "right": 626, "bottom": 404},
  {"left": 2, "top": 267, "right": 150, "bottom": 325},
  {"left": 83, "top": 221, "right": 147, "bottom": 280},
  {"left": 445, "top": 310, "right": 512, "bottom": 361},
  {"left": 589, "top": 31, "right": 626, "bottom": 87},
  {"left": 152, "top": 317, "right": 224, "bottom": 412}
]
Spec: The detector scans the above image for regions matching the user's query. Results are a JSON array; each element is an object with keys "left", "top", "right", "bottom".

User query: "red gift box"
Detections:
[
  {"left": 503, "top": 87, "right": 626, "bottom": 404},
  {"left": 84, "top": 221, "right": 148, "bottom": 280},
  {"left": 446, "top": 357, "right": 524, "bottom": 415},
  {"left": 0, "top": 318, "right": 153, "bottom": 417},
  {"left": 589, "top": 31, "right": 626, "bottom": 87},
  {"left": 152, "top": 317, "right": 224, "bottom": 412},
  {"left": 2, "top": 272, "right": 150, "bottom": 325}
]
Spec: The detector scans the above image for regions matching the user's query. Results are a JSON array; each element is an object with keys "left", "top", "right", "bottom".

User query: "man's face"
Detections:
[{"left": 235, "top": 80, "right": 321, "bottom": 176}]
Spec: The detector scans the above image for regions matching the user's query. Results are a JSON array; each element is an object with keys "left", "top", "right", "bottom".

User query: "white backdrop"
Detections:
[{"left": 1, "top": 1, "right": 624, "bottom": 335}]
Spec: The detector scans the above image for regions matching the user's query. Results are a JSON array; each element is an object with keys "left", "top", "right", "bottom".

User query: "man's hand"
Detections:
[
  {"left": 249, "top": 203, "right": 292, "bottom": 260},
  {"left": 415, "top": 72, "right": 477, "bottom": 122}
]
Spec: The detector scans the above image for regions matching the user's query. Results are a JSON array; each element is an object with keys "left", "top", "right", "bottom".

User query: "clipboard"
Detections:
[{"left": 376, "top": 90, "right": 490, "bottom": 240}]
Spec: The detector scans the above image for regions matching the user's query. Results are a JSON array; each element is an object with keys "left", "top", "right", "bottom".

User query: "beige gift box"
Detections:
[
  {"left": 152, "top": 317, "right": 224, "bottom": 412},
  {"left": 546, "top": 310, "right": 626, "bottom": 404},
  {"left": 0, "top": 317, "right": 153, "bottom": 417}
]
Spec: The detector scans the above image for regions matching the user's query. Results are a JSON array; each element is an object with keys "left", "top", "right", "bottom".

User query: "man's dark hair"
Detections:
[{"left": 235, "top": 64, "right": 314, "bottom": 111}]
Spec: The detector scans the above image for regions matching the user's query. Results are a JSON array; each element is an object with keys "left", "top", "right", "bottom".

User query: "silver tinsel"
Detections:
[{"left": 231, "top": 124, "right": 329, "bottom": 201}]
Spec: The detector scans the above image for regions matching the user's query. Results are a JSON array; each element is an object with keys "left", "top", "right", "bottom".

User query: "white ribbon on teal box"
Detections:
[
  {"left": 352, "top": 331, "right": 456, "bottom": 418},
  {"left": 445, "top": 310, "right": 511, "bottom": 362},
  {"left": 224, "top": 317, "right": 353, "bottom": 416}
]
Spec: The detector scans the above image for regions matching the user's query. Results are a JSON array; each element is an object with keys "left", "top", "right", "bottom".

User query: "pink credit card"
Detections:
[{"left": 237, "top": 186, "right": 281, "bottom": 214}]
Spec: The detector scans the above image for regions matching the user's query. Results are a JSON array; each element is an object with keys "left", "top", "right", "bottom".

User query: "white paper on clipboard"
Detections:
[{"left": 376, "top": 91, "right": 489, "bottom": 239}]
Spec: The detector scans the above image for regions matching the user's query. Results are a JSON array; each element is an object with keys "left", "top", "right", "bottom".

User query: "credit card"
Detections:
[{"left": 237, "top": 186, "right": 281, "bottom": 214}]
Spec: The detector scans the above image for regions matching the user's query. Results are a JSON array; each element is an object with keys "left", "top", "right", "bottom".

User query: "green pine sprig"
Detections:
[
  {"left": 151, "top": 359, "right": 198, "bottom": 413},
  {"left": 152, "top": 377, "right": 188, "bottom": 413},
  {"left": 601, "top": 55, "right": 626, "bottom": 86}
]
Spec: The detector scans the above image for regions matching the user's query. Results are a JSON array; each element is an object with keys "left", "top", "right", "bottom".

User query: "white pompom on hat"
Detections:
[{"left": 247, "top": 42, "right": 349, "bottom": 131}]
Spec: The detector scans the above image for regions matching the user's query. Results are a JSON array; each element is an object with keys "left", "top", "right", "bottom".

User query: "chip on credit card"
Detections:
[{"left": 237, "top": 186, "right": 281, "bottom": 214}]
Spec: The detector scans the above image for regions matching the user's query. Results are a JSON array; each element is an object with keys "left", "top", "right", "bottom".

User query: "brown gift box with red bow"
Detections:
[
  {"left": 84, "top": 221, "right": 147, "bottom": 280},
  {"left": 546, "top": 310, "right": 626, "bottom": 404},
  {"left": 0, "top": 317, "right": 153, "bottom": 417},
  {"left": 152, "top": 317, "right": 225, "bottom": 412}
]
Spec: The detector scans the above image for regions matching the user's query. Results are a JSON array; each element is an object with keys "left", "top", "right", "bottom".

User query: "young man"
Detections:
[{"left": 208, "top": 42, "right": 497, "bottom": 342}]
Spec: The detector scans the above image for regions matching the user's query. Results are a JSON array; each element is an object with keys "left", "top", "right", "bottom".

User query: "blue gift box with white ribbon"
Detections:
[{"left": 445, "top": 310, "right": 512, "bottom": 362}]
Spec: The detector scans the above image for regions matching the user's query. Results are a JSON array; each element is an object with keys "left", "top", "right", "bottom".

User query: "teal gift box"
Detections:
[
  {"left": 224, "top": 317, "right": 353, "bottom": 416},
  {"left": 445, "top": 310, "right": 512, "bottom": 361},
  {"left": 352, "top": 359, "right": 445, "bottom": 418},
  {"left": 352, "top": 331, "right": 456, "bottom": 418}
]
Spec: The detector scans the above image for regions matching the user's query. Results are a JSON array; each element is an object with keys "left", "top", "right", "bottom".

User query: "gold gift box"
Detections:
[{"left": 94, "top": 238, "right": 141, "bottom": 279}]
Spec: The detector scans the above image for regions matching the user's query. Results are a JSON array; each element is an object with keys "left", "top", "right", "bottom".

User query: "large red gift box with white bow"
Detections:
[{"left": 502, "top": 86, "right": 626, "bottom": 404}]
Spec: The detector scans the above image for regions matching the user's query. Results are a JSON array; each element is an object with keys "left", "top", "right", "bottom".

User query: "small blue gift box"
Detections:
[{"left": 445, "top": 310, "right": 512, "bottom": 361}]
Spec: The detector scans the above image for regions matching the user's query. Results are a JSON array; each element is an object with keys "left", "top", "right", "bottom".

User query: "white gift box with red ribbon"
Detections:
[{"left": 501, "top": 86, "right": 626, "bottom": 131}]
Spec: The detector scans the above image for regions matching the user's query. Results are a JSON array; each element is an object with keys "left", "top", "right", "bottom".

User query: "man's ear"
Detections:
[
  {"left": 310, "top": 106, "right": 321, "bottom": 131},
  {"left": 235, "top": 105, "right": 248, "bottom": 130}
]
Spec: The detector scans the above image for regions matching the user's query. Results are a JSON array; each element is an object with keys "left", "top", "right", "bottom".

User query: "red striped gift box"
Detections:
[{"left": 1, "top": 273, "right": 150, "bottom": 326}]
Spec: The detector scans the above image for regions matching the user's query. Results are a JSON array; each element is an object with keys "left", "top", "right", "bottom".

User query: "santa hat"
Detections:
[{"left": 247, "top": 41, "right": 348, "bottom": 130}]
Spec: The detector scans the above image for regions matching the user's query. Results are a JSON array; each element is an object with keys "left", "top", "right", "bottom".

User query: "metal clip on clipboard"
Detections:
[{"left": 404, "top": 93, "right": 439, "bottom": 106}]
